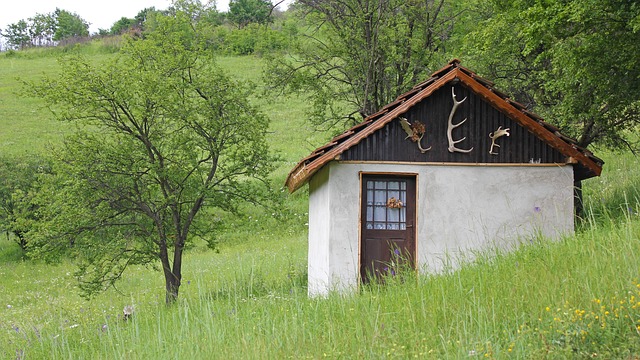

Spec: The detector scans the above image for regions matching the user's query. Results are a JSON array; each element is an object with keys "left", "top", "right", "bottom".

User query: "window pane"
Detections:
[
  {"left": 388, "top": 208, "right": 399, "bottom": 222},
  {"left": 365, "top": 178, "right": 409, "bottom": 231},
  {"left": 374, "top": 189, "right": 386, "bottom": 205},
  {"left": 374, "top": 203, "right": 386, "bottom": 222}
]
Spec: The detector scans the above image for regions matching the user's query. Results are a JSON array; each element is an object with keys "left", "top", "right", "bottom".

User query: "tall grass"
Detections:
[{"left": 2, "top": 151, "right": 639, "bottom": 359}]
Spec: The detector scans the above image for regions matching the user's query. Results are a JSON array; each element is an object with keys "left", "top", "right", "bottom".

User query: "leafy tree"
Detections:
[
  {"left": 28, "top": 12, "right": 277, "bottom": 303},
  {"left": 228, "top": 0, "right": 274, "bottom": 28},
  {"left": 2, "top": 20, "right": 31, "bottom": 49},
  {"left": 28, "top": 13, "right": 56, "bottom": 46},
  {"left": 110, "top": 17, "right": 137, "bottom": 35},
  {"left": 266, "top": 0, "right": 455, "bottom": 131},
  {"left": 0, "top": 156, "right": 50, "bottom": 252},
  {"left": 464, "top": 0, "right": 640, "bottom": 151},
  {"left": 53, "top": 8, "right": 89, "bottom": 41},
  {"left": 110, "top": 7, "right": 162, "bottom": 35},
  {"left": 134, "top": 7, "right": 161, "bottom": 25}
]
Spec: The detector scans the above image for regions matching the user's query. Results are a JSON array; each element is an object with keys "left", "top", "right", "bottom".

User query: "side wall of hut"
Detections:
[{"left": 307, "top": 162, "right": 575, "bottom": 296}]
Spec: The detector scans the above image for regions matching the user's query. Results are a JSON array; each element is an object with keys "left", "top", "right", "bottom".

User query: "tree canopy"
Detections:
[
  {"left": 52, "top": 8, "right": 89, "bottom": 41},
  {"left": 228, "top": 0, "right": 274, "bottom": 28},
  {"left": 0, "top": 156, "right": 50, "bottom": 252},
  {"left": 28, "top": 12, "right": 277, "bottom": 303},
  {"left": 1, "top": 9, "right": 89, "bottom": 48},
  {"left": 266, "top": 0, "right": 455, "bottom": 130},
  {"left": 463, "top": 0, "right": 640, "bottom": 151}
]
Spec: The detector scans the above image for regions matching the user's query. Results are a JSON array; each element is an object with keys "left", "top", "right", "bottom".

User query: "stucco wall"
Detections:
[
  {"left": 307, "top": 165, "right": 331, "bottom": 297},
  {"left": 306, "top": 162, "right": 575, "bottom": 296}
]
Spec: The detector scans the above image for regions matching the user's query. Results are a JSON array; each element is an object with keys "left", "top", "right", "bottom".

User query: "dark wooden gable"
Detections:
[
  {"left": 341, "top": 82, "right": 566, "bottom": 164},
  {"left": 285, "top": 60, "right": 603, "bottom": 193}
]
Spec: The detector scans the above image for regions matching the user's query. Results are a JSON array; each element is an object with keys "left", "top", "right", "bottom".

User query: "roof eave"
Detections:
[
  {"left": 285, "top": 69, "right": 460, "bottom": 193},
  {"left": 454, "top": 70, "right": 603, "bottom": 180}
]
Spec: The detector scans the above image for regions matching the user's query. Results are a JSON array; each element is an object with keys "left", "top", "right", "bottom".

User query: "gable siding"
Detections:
[{"left": 341, "top": 84, "right": 566, "bottom": 164}]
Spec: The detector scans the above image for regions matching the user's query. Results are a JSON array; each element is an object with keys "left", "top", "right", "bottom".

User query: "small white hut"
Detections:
[{"left": 285, "top": 60, "right": 603, "bottom": 297}]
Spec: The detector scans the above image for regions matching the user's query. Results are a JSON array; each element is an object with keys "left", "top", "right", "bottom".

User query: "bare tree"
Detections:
[{"left": 267, "top": 0, "right": 455, "bottom": 130}]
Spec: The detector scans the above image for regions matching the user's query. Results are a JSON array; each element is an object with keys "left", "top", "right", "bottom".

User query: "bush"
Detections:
[
  {"left": 0, "top": 155, "right": 51, "bottom": 252},
  {"left": 213, "top": 23, "right": 291, "bottom": 56}
]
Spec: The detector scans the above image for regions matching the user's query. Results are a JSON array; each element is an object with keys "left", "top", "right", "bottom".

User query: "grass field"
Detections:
[{"left": 1, "top": 43, "right": 640, "bottom": 358}]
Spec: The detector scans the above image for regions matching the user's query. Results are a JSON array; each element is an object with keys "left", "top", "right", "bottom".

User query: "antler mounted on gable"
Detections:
[
  {"left": 488, "top": 126, "right": 510, "bottom": 155},
  {"left": 447, "top": 87, "right": 473, "bottom": 153}
]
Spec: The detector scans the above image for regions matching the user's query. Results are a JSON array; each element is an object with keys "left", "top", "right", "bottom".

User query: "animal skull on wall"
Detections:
[{"left": 399, "top": 117, "right": 432, "bottom": 153}]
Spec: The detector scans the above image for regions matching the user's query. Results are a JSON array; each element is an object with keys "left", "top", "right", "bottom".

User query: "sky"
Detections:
[{"left": 0, "top": 0, "right": 291, "bottom": 35}]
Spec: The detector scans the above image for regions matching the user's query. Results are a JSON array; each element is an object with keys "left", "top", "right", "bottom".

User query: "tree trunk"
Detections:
[
  {"left": 159, "top": 238, "right": 181, "bottom": 304},
  {"left": 164, "top": 271, "right": 180, "bottom": 304},
  {"left": 162, "top": 234, "right": 185, "bottom": 304}
]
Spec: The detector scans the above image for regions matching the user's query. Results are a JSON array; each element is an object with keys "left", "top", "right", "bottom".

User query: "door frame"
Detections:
[{"left": 358, "top": 172, "right": 418, "bottom": 283}]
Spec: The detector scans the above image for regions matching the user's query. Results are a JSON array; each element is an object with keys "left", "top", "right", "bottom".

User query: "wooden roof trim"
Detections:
[
  {"left": 455, "top": 70, "right": 602, "bottom": 177},
  {"left": 285, "top": 70, "right": 459, "bottom": 192},
  {"left": 286, "top": 60, "right": 603, "bottom": 192}
]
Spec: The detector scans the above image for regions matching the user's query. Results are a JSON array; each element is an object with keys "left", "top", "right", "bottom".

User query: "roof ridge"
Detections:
[{"left": 285, "top": 61, "right": 603, "bottom": 193}]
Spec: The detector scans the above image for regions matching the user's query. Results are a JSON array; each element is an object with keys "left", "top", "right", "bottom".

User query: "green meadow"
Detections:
[{"left": 1, "top": 42, "right": 640, "bottom": 359}]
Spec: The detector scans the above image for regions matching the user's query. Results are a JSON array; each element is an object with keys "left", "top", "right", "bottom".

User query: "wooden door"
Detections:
[{"left": 360, "top": 175, "right": 416, "bottom": 283}]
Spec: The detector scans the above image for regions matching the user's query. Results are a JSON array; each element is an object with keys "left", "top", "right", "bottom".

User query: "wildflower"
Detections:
[{"left": 534, "top": 206, "right": 541, "bottom": 213}]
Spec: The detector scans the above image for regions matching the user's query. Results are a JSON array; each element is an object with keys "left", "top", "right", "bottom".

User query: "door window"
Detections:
[{"left": 365, "top": 180, "right": 407, "bottom": 230}]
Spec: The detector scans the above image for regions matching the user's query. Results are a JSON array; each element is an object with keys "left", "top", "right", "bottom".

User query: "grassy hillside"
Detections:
[{"left": 1, "top": 44, "right": 640, "bottom": 358}]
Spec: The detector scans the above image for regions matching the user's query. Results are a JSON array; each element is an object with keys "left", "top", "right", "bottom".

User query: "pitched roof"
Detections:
[{"left": 285, "top": 59, "right": 603, "bottom": 193}]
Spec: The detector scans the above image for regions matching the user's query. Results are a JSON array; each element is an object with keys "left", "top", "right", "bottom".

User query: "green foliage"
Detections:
[
  {"left": 266, "top": 0, "right": 455, "bottom": 131},
  {"left": 219, "top": 23, "right": 289, "bottom": 55},
  {"left": 463, "top": 0, "right": 640, "bottom": 151},
  {"left": 228, "top": 0, "right": 273, "bottom": 29},
  {"left": 2, "top": 8, "right": 89, "bottom": 49},
  {"left": 27, "top": 13, "right": 56, "bottom": 47},
  {"left": 52, "top": 8, "right": 89, "bottom": 41},
  {"left": 109, "top": 7, "right": 163, "bottom": 35},
  {"left": 109, "top": 17, "right": 137, "bottom": 35},
  {"left": 0, "top": 155, "right": 50, "bottom": 252},
  {"left": 25, "top": 12, "right": 278, "bottom": 303},
  {"left": 2, "top": 20, "right": 31, "bottom": 49}
]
